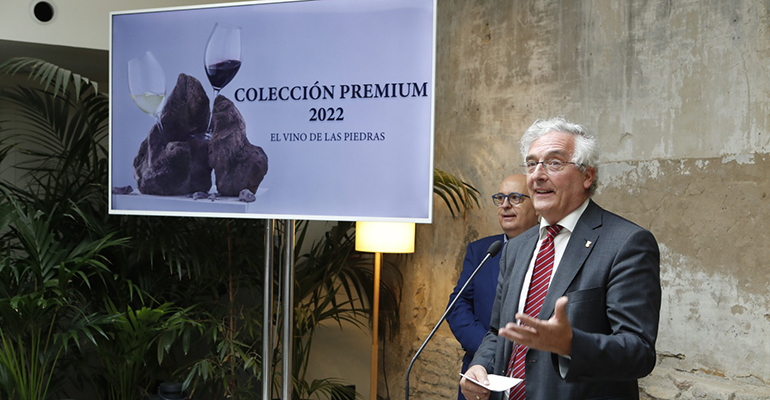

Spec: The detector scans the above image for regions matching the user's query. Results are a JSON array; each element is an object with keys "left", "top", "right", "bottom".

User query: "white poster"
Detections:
[{"left": 109, "top": 0, "right": 435, "bottom": 222}]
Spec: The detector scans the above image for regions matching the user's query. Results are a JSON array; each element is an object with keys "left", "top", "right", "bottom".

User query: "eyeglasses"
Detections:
[
  {"left": 521, "top": 159, "right": 582, "bottom": 174},
  {"left": 491, "top": 192, "right": 530, "bottom": 207}
]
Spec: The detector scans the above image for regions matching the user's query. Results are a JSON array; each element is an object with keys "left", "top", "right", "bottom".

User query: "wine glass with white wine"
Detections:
[{"left": 128, "top": 51, "right": 166, "bottom": 134}]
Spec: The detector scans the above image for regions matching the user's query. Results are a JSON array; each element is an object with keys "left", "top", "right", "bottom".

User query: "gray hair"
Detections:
[{"left": 519, "top": 116, "right": 600, "bottom": 194}]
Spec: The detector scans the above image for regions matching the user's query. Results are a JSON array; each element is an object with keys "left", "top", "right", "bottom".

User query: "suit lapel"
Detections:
[
  {"left": 502, "top": 229, "right": 538, "bottom": 362},
  {"left": 508, "top": 230, "right": 539, "bottom": 313},
  {"left": 542, "top": 200, "right": 603, "bottom": 318}
]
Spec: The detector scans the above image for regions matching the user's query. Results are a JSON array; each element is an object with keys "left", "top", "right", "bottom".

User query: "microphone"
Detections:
[{"left": 404, "top": 240, "right": 503, "bottom": 400}]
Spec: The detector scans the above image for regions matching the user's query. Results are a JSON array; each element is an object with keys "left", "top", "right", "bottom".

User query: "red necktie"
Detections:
[{"left": 507, "top": 224, "right": 563, "bottom": 400}]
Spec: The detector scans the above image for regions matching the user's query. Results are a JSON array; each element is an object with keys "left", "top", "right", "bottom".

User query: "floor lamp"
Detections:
[{"left": 355, "top": 221, "right": 415, "bottom": 400}]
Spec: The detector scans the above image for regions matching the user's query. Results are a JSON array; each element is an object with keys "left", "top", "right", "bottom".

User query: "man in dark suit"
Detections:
[
  {"left": 447, "top": 174, "right": 539, "bottom": 400},
  {"left": 460, "top": 117, "right": 661, "bottom": 400}
]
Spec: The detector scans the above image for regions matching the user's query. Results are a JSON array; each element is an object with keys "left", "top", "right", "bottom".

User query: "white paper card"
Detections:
[{"left": 459, "top": 373, "right": 523, "bottom": 392}]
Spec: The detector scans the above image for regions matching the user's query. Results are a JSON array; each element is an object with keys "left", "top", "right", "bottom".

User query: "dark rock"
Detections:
[
  {"left": 188, "top": 135, "right": 213, "bottom": 192},
  {"left": 133, "top": 130, "right": 193, "bottom": 195},
  {"left": 209, "top": 95, "right": 268, "bottom": 197},
  {"left": 160, "top": 73, "right": 210, "bottom": 142},
  {"left": 133, "top": 74, "right": 212, "bottom": 195},
  {"left": 132, "top": 76, "right": 268, "bottom": 197},
  {"left": 239, "top": 189, "right": 256, "bottom": 203},
  {"left": 112, "top": 185, "right": 134, "bottom": 195}
]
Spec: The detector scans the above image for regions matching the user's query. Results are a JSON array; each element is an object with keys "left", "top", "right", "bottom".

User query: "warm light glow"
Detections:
[{"left": 355, "top": 221, "right": 415, "bottom": 254}]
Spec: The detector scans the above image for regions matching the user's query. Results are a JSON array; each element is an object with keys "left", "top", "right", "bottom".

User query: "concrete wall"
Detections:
[{"left": 389, "top": 1, "right": 770, "bottom": 399}]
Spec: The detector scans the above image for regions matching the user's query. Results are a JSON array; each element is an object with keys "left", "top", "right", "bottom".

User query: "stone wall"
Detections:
[{"left": 385, "top": 1, "right": 770, "bottom": 399}]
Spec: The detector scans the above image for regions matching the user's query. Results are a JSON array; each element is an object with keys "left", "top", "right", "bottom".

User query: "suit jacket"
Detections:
[
  {"left": 471, "top": 200, "right": 661, "bottom": 400},
  {"left": 447, "top": 234, "right": 505, "bottom": 400}
]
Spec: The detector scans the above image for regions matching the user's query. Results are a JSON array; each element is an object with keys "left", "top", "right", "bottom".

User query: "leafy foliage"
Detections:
[
  {"left": 0, "top": 57, "right": 99, "bottom": 98},
  {"left": 87, "top": 301, "right": 201, "bottom": 400},
  {"left": 0, "top": 59, "right": 118, "bottom": 398},
  {"left": 0, "top": 193, "right": 125, "bottom": 400},
  {"left": 434, "top": 168, "right": 480, "bottom": 217}
]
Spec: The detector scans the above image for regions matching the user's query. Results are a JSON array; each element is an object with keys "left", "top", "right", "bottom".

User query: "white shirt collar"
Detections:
[{"left": 538, "top": 198, "right": 590, "bottom": 236}]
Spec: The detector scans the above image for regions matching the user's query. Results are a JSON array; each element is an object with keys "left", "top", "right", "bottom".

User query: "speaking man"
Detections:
[
  {"left": 447, "top": 174, "right": 539, "bottom": 400},
  {"left": 460, "top": 117, "right": 661, "bottom": 400}
]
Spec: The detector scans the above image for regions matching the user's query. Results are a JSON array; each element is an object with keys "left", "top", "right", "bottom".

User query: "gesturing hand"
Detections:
[{"left": 498, "top": 296, "right": 572, "bottom": 356}]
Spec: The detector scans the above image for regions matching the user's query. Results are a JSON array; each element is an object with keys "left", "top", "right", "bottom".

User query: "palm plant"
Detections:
[
  {"left": 434, "top": 168, "right": 480, "bottom": 217},
  {"left": 0, "top": 192, "right": 126, "bottom": 400},
  {"left": 0, "top": 57, "right": 126, "bottom": 400},
  {"left": 87, "top": 301, "right": 201, "bottom": 400},
  {"left": 0, "top": 59, "right": 195, "bottom": 399}
]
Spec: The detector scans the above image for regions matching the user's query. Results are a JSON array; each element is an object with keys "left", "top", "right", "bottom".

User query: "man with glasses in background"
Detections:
[
  {"left": 459, "top": 117, "right": 661, "bottom": 400},
  {"left": 447, "top": 174, "right": 539, "bottom": 400}
]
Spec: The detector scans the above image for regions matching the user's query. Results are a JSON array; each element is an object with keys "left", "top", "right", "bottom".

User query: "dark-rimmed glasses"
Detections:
[{"left": 491, "top": 192, "right": 530, "bottom": 207}]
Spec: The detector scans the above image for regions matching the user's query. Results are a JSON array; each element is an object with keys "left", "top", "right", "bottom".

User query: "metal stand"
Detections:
[
  {"left": 262, "top": 219, "right": 295, "bottom": 400},
  {"left": 262, "top": 220, "right": 274, "bottom": 400},
  {"left": 281, "top": 220, "right": 295, "bottom": 400}
]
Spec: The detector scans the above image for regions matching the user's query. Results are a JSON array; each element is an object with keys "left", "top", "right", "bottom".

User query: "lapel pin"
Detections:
[{"left": 585, "top": 240, "right": 592, "bottom": 248}]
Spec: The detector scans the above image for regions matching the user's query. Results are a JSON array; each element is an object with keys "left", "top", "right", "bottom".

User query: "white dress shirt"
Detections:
[{"left": 516, "top": 198, "right": 590, "bottom": 317}]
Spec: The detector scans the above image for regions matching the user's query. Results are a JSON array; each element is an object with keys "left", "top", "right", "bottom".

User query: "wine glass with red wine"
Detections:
[{"left": 204, "top": 22, "right": 242, "bottom": 137}]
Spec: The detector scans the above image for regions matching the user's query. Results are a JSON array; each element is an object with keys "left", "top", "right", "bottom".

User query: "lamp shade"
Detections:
[{"left": 355, "top": 221, "right": 415, "bottom": 254}]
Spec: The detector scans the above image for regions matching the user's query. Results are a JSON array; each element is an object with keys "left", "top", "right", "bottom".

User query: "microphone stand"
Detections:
[{"left": 404, "top": 240, "right": 502, "bottom": 400}]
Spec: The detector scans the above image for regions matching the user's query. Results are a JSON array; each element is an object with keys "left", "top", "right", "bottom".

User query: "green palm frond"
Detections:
[
  {"left": 434, "top": 167, "right": 480, "bottom": 217},
  {"left": 0, "top": 57, "right": 99, "bottom": 98}
]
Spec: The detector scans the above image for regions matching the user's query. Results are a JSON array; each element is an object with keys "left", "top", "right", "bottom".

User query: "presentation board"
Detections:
[{"left": 109, "top": 0, "right": 436, "bottom": 222}]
